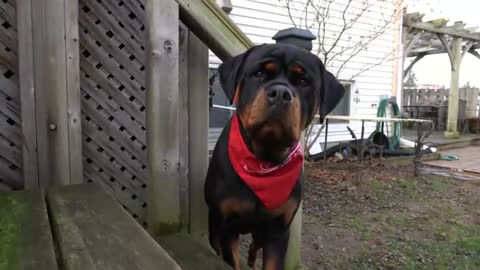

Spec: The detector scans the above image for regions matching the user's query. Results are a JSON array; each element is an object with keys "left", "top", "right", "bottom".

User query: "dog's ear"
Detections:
[
  {"left": 218, "top": 46, "right": 257, "bottom": 105},
  {"left": 318, "top": 69, "right": 345, "bottom": 123}
]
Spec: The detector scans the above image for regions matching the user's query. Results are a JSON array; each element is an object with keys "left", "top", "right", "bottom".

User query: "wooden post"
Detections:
[
  {"left": 187, "top": 31, "right": 209, "bottom": 238},
  {"left": 145, "top": 0, "right": 182, "bottom": 236},
  {"left": 30, "top": 0, "right": 83, "bottom": 188},
  {"left": 16, "top": 0, "right": 39, "bottom": 189},
  {"left": 285, "top": 133, "right": 304, "bottom": 270},
  {"left": 466, "top": 88, "right": 479, "bottom": 119},
  {"left": 285, "top": 202, "right": 303, "bottom": 270},
  {"left": 178, "top": 24, "right": 190, "bottom": 233},
  {"left": 445, "top": 37, "right": 462, "bottom": 138}
]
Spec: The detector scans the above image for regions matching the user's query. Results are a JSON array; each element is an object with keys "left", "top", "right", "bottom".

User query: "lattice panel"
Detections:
[
  {"left": 0, "top": 0, "right": 23, "bottom": 191},
  {"left": 79, "top": 0, "right": 148, "bottom": 223}
]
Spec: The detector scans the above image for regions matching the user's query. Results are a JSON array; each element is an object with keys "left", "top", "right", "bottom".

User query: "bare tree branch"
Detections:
[{"left": 279, "top": 0, "right": 399, "bottom": 157}]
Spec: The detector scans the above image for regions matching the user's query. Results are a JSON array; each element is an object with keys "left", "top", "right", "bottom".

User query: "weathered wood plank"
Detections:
[
  {"left": 46, "top": 183, "right": 181, "bottom": 270},
  {"left": 81, "top": 0, "right": 144, "bottom": 62},
  {"left": 0, "top": 157, "right": 22, "bottom": 190},
  {"left": 178, "top": 23, "right": 189, "bottom": 232},
  {"left": 81, "top": 157, "right": 146, "bottom": 220},
  {"left": 78, "top": 18, "right": 145, "bottom": 85},
  {"left": 65, "top": 0, "right": 83, "bottom": 184},
  {"left": 186, "top": 31, "right": 209, "bottom": 236},
  {"left": 0, "top": 66, "right": 19, "bottom": 100},
  {"left": 176, "top": 0, "right": 253, "bottom": 61},
  {"left": 80, "top": 95, "right": 146, "bottom": 165},
  {"left": 99, "top": 0, "right": 146, "bottom": 44},
  {"left": 79, "top": 56, "right": 145, "bottom": 124},
  {"left": 79, "top": 32, "right": 144, "bottom": 102},
  {"left": 0, "top": 25, "right": 17, "bottom": 53},
  {"left": 145, "top": 0, "right": 181, "bottom": 235},
  {"left": 0, "top": 136, "right": 21, "bottom": 167},
  {"left": 81, "top": 113, "right": 146, "bottom": 182},
  {"left": 16, "top": 0, "right": 38, "bottom": 189},
  {"left": 0, "top": 190, "right": 58, "bottom": 270},
  {"left": 31, "top": 0, "right": 69, "bottom": 187},
  {"left": 0, "top": 1, "right": 16, "bottom": 29},
  {"left": 0, "top": 113, "right": 22, "bottom": 143}
]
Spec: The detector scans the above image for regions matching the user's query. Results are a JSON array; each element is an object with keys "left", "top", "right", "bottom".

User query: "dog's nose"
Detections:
[{"left": 266, "top": 85, "right": 293, "bottom": 105}]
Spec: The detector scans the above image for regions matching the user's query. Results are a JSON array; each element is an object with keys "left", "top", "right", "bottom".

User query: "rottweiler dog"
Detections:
[{"left": 204, "top": 43, "right": 345, "bottom": 270}]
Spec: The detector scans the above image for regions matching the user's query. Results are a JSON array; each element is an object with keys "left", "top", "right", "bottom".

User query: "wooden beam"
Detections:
[
  {"left": 16, "top": 0, "right": 39, "bottom": 189},
  {"left": 175, "top": 0, "right": 253, "bottom": 60},
  {"left": 146, "top": 0, "right": 182, "bottom": 235},
  {"left": 31, "top": 0, "right": 83, "bottom": 187},
  {"left": 469, "top": 48, "right": 480, "bottom": 60},
  {"left": 408, "top": 43, "right": 480, "bottom": 57},
  {"left": 406, "top": 21, "right": 480, "bottom": 41},
  {"left": 186, "top": 31, "right": 209, "bottom": 237},
  {"left": 426, "top": 18, "right": 449, "bottom": 28},
  {"left": 403, "top": 32, "right": 421, "bottom": 63},
  {"left": 403, "top": 54, "right": 425, "bottom": 79},
  {"left": 462, "top": 41, "right": 475, "bottom": 58},
  {"left": 437, "top": 33, "right": 454, "bottom": 67}
]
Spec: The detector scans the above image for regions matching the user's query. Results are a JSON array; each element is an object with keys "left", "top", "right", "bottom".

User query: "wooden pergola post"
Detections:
[
  {"left": 403, "top": 14, "right": 480, "bottom": 138},
  {"left": 445, "top": 36, "right": 463, "bottom": 138},
  {"left": 145, "top": 0, "right": 182, "bottom": 236}
]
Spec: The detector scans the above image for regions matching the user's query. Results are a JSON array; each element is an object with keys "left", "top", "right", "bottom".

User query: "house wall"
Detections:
[{"left": 209, "top": 0, "right": 403, "bottom": 149}]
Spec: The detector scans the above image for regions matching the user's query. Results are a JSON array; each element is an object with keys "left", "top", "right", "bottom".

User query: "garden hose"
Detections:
[{"left": 375, "top": 97, "right": 401, "bottom": 150}]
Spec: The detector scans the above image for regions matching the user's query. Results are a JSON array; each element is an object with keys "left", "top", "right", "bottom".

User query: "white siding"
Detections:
[{"left": 209, "top": 0, "right": 402, "bottom": 144}]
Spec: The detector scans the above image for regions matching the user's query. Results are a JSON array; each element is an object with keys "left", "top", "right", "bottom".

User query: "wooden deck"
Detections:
[
  {"left": 0, "top": 184, "right": 229, "bottom": 270},
  {"left": 424, "top": 146, "right": 480, "bottom": 175},
  {"left": 402, "top": 128, "right": 480, "bottom": 147}
]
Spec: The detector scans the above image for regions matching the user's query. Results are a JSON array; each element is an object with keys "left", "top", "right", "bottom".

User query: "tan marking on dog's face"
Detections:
[
  {"left": 289, "top": 64, "right": 304, "bottom": 76},
  {"left": 238, "top": 87, "right": 269, "bottom": 131},
  {"left": 264, "top": 62, "right": 278, "bottom": 74},
  {"left": 286, "top": 96, "right": 302, "bottom": 141}
]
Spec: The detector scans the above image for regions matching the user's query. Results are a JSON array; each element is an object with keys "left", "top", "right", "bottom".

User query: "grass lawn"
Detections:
[{"left": 302, "top": 162, "right": 480, "bottom": 269}]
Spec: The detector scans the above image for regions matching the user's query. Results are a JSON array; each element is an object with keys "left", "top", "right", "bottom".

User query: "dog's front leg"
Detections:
[
  {"left": 220, "top": 232, "right": 241, "bottom": 270},
  {"left": 262, "top": 230, "right": 290, "bottom": 270}
]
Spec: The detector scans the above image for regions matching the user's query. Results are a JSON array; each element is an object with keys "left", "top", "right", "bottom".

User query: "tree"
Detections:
[{"left": 279, "top": 0, "right": 401, "bottom": 156}]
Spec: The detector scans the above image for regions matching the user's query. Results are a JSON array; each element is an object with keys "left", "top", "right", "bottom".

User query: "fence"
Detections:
[
  {"left": 0, "top": 1, "right": 22, "bottom": 191},
  {"left": 403, "top": 87, "right": 480, "bottom": 118},
  {"left": 0, "top": 0, "right": 210, "bottom": 227}
]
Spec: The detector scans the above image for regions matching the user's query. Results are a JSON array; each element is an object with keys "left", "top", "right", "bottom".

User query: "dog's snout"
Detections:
[{"left": 266, "top": 85, "right": 293, "bottom": 105}]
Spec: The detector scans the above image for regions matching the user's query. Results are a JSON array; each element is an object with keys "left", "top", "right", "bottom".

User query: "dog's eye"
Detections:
[
  {"left": 255, "top": 70, "right": 266, "bottom": 79},
  {"left": 296, "top": 77, "right": 309, "bottom": 86}
]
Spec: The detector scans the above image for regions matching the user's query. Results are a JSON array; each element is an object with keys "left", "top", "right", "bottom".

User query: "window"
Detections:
[{"left": 328, "top": 82, "right": 352, "bottom": 123}]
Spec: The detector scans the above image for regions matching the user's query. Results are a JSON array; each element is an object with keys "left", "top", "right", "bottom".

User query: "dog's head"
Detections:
[{"left": 219, "top": 44, "right": 345, "bottom": 163}]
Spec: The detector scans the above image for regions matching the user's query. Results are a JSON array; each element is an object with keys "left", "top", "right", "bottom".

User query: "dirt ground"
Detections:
[{"left": 301, "top": 161, "right": 480, "bottom": 269}]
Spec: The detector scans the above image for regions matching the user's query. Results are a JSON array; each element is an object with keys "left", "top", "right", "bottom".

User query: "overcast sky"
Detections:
[{"left": 406, "top": 0, "right": 480, "bottom": 87}]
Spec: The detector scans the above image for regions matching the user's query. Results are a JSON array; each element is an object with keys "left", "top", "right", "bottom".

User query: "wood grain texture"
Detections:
[
  {"left": 145, "top": 0, "right": 181, "bottom": 235},
  {"left": 0, "top": 0, "right": 23, "bottom": 190},
  {"left": 46, "top": 183, "right": 181, "bottom": 270},
  {"left": 0, "top": 190, "right": 58, "bottom": 270}
]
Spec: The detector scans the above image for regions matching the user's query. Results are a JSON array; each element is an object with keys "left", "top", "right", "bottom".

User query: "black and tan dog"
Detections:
[{"left": 204, "top": 43, "right": 345, "bottom": 270}]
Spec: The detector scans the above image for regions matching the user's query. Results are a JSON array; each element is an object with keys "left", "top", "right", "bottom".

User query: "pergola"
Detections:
[{"left": 402, "top": 10, "right": 480, "bottom": 138}]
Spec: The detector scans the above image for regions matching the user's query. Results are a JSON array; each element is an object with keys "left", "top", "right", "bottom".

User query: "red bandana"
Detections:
[{"left": 228, "top": 114, "right": 304, "bottom": 209}]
